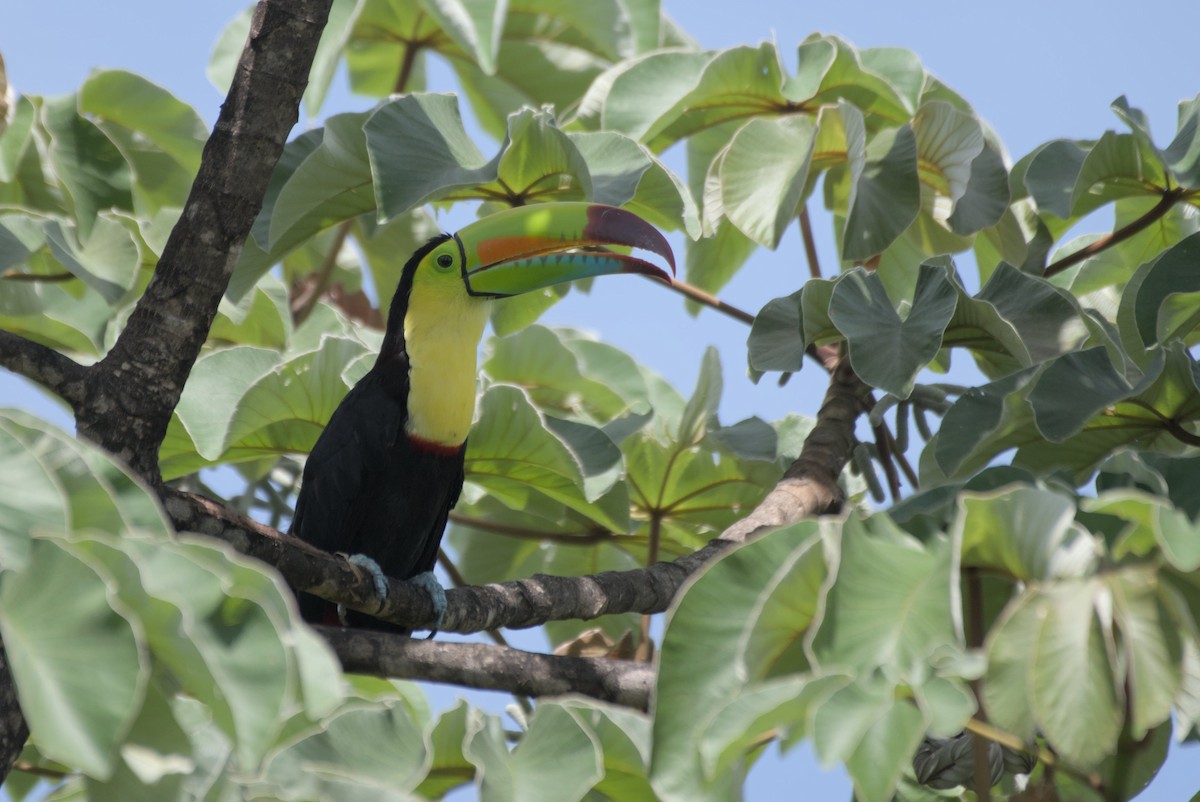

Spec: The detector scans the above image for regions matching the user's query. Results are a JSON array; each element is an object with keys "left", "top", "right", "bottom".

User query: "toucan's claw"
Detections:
[
  {"left": 348, "top": 553, "right": 390, "bottom": 606},
  {"left": 409, "top": 570, "right": 447, "bottom": 638}
]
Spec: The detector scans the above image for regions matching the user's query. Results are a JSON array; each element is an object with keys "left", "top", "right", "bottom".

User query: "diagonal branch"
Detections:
[
  {"left": 0, "top": 330, "right": 88, "bottom": 408},
  {"left": 164, "top": 354, "right": 865, "bottom": 634},
  {"left": 1042, "top": 187, "right": 1188, "bottom": 277},
  {"left": 73, "top": 0, "right": 334, "bottom": 484}
]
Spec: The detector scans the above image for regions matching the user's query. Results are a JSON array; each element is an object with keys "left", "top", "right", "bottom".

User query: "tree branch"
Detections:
[
  {"left": 163, "top": 355, "right": 863, "bottom": 635},
  {"left": 1042, "top": 187, "right": 1187, "bottom": 277},
  {"left": 321, "top": 627, "right": 653, "bottom": 710},
  {"left": 74, "top": 0, "right": 334, "bottom": 483},
  {"left": 0, "top": 636, "right": 29, "bottom": 783},
  {"left": 0, "top": 330, "right": 87, "bottom": 407}
]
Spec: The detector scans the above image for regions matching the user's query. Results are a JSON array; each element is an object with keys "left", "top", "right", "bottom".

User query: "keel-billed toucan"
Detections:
[{"left": 290, "top": 203, "right": 674, "bottom": 631}]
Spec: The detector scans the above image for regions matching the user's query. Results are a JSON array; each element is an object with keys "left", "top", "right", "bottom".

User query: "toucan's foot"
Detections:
[
  {"left": 349, "top": 554, "right": 390, "bottom": 601},
  {"left": 409, "top": 570, "right": 446, "bottom": 638},
  {"left": 337, "top": 554, "right": 390, "bottom": 626}
]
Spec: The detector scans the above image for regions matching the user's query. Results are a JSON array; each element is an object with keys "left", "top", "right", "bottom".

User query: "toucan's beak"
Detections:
[{"left": 455, "top": 203, "right": 675, "bottom": 297}]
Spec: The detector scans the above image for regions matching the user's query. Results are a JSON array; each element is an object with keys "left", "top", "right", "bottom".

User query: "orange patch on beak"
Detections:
[{"left": 474, "top": 236, "right": 560, "bottom": 267}]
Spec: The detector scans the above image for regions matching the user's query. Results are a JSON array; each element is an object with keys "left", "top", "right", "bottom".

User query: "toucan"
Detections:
[{"left": 290, "top": 202, "right": 675, "bottom": 632}]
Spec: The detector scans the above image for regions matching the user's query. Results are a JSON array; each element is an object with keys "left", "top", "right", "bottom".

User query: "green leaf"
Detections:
[
  {"left": 828, "top": 264, "right": 957, "bottom": 398},
  {"left": 718, "top": 115, "right": 816, "bottom": 248},
  {"left": 365, "top": 93, "right": 497, "bottom": 219},
  {"left": 1028, "top": 347, "right": 1142, "bottom": 441},
  {"left": 676, "top": 346, "right": 721, "bottom": 445},
  {"left": 973, "top": 261, "right": 1090, "bottom": 365},
  {"left": 810, "top": 515, "right": 959, "bottom": 670},
  {"left": 465, "top": 704, "right": 601, "bottom": 802},
  {"left": 1129, "top": 231, "right": 1200, "bottom": 348},
  {"left": 258, "top": 704, "right": 428, "bottom": 799},
  {"left": 303, "top": 0, "right": 367, "bottom": 116},
  {"left": 496, "top": 107, "right": 592, "bottom": 199},
  {"left": 0, "top": 95, "right": 36, "bottom": 183},
  {"left": 41, "top": 94, "right": 133, "bottom": 240},
  {"left": 652, "top": 523, "right": 828, "bottom": 801},
  {"left": 0, "top": 536, "right": 147, "bottom": 779},
  {"left": 843, "top": 697, "right": 927, "bottom": 802},
  {"left": 803, "top": 35, "right": 914, "bottom": 124},
  {"left": 1162, "top": 94, "right": 1200, "bottom": 189},
  {"left": 78, "top": 70, "right": 205, "bottom": 175},
  {"left": 568, "top": 131, "right": 700, "bottom": 237},
  {"left": 648, "top": 43, "right": 793, "bottom": 150},
  {"left": 270, "top": 110, "right": 375, "bottom": 250},
  {"left": 842, "top": 122, "right": 920, "bottom": 260},
  {"left": 43, "top": 215, "right": 140, "bottom": 305},
  {"left": 466, "top": 385, "right": 629, "bottom": 531},
  {"left": 948, "top": 141, "right": 1011, "bottom": 236},
  {"left": 482, "top": 324, "right": 641, "bottom": 423},
  {"left": 587, "top": 50, "right": 711, "bottom": 142},
  {"left": 1025, "top": 139, "right": 1090, "bottom": 218},
  {"left": 414, "top": 701, "right": 473, "bottom": 798},
  {"left": 0, "top": 423, "right": 69, "bottom": 568},
  {"left": 684, "top": 217, "right": 758, "bottom": 297},
  {"left": 748, "top": 291, "right": 806, "bottom": 373},
  {"left": 932, "top": 367, "right": 1037, "bottom": 478},
  {"left": 984, "top": 579, "right": 1123, "bottom": 768},
  {"left": 421, "top": 0, "right": 506, "bottom": 75},
  {"left": 954, "top": 486, "right": 1100, "bottom": 580},
  {"left": 912, "top": 101, "right": 984, "bottom": 208},
  {"left": 1107, "top": 567, "right": 1183, "bottom": 738},
  {"left": 161, "top": 337, "right": 371, "bottom": 477},
  {"left": 83, "top": 680, "right": 191, "bottom": 802}
]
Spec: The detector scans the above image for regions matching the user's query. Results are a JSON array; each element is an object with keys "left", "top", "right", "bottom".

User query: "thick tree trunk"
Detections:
[
  {"left": 0, "top": 0, "right": 334, "bottom": 784},
  {"left": 76, "top": 0, "right": 333, "bottom": 485}
]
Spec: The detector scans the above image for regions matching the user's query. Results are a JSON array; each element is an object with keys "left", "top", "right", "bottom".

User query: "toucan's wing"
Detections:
[{"left": 289, "top": 371, "right": 404, "bottom": 557}]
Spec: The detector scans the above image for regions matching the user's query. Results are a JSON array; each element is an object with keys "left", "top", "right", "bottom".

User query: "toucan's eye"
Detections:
[{"left": 435, "top": 253, "right": 454, "bottom": 270}]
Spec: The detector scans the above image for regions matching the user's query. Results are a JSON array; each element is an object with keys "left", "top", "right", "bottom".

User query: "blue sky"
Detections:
[{"left": 4, "top": 1, "right": 1200, "bottom": 799}]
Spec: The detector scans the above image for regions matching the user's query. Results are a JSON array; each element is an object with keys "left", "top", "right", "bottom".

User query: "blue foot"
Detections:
[
  {"left": 337, "top": 554, "right": 389, "bottom": 626},
  {"left": 409, "top": 570, "right": 446, "bottom": 637}
]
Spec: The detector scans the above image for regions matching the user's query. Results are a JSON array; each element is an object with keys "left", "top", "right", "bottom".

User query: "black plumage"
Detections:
[{"left": 290, "top": 236, "right": 463, "bottom": 632}]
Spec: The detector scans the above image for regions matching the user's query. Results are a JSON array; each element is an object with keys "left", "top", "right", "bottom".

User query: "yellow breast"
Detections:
[{"left": 402, "top": 278, "right": 491, "bottom": 446}]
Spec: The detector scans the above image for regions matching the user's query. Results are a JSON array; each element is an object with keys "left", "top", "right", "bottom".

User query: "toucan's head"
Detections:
[
  {"left": 398, "top": 202, "right": 674, "bottom": 308},
  {"left": 386, "top": 202, "right": 675, "bottom": 447}
]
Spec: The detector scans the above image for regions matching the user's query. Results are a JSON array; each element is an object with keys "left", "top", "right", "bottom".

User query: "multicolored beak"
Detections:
[{"left": 454, "top": 203, "right": 676, "bottom": 297}]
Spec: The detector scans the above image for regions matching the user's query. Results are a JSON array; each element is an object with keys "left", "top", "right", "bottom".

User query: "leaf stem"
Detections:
[
  {"left": 447, "top": 511, "right": 613, "bottom": 544},
  {"left": 0, "top": 270, "right": 75, "bottom": 283},
  {"left": 963, "top": 718, "right": 1105, "bottom": 793},
  {"left": 798, "top": 205, "right": 821, "bottom": 279},
  {"left": 291, "top": 219, "right": 353, "bottom": 326},
  {"left": 657, "top": 277, "right": 755, "bottom": 325},
  {"left": 1043, "top": 187, "right": 1189, "bottom": 277}
]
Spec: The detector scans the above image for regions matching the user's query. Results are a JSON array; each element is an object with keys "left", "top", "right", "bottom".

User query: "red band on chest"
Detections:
[{"left": 407, "top": 434, "right": 465, "bottom": 456}]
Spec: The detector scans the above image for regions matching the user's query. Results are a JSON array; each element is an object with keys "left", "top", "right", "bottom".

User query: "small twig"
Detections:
[
  {"left": 798, "top": 205, "right": 821, "bottom": 279},
  {"left": 11, "top": 760, "right": 69, "bottom": 779},
  {"left": 657, "top": 277, "right": 755, "bottom": 325},
  {"left": 291, "top": 219, "right": 353, "bottom": 326},
  {"left": 1043, "top": 187, "right": 1188, "bottom": 277},
  {"left": 870, "top": 421, "right": 903, "bottom": 501},
  {"left": 448, "top": 512, "right": 614, "bottom": 545},
  {"left": 1, "top": 270, "right": 75, "bottom": 283},
  {"left": 963, "top": 718, "right": 1105, "bottom": 793}
]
